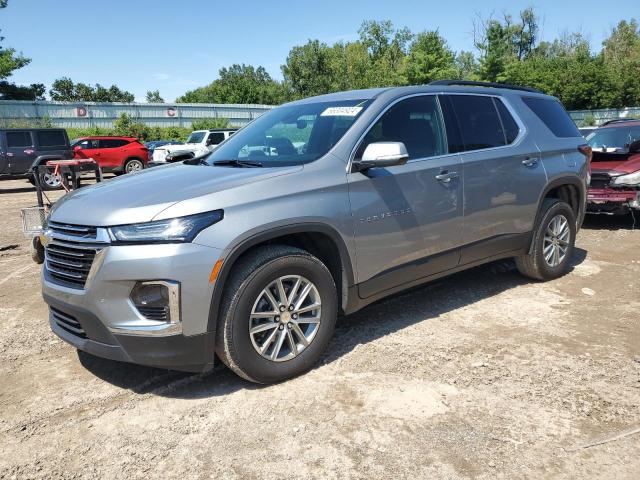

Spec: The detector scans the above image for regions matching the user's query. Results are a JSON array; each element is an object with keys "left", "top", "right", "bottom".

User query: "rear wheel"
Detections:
[
  {"left": 216, "top": 245, "right": 337, "bottom": 384},
  {"left": 516, "top": 199, "right": 576, "bottom": 280},
  {"left": 123, "top": 158, "right": 144, "bottom": 174}
]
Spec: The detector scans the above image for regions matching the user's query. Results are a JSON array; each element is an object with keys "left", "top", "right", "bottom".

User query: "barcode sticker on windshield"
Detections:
[{"left": 321, "top": 106, "right": 363, "bottom": 117}]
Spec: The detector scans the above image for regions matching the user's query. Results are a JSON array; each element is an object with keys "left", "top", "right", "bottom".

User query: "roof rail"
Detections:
[
  {"left": 599, "top": 118, "right": 640, "bottom": 127},
  {"left": 428, "top": 80, "right": 543, "bottom": 94}
]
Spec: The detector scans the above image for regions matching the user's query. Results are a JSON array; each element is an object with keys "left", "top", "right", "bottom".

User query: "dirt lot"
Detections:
[{"left": 0, "top": 178, "right": 639, "bottom": 479}]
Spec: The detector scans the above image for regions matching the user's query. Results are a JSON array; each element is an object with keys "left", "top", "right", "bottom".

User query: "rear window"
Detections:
[
  {"left": 37, "top": 130, "right": 66, "bottom": 148},
  {"left": 447, "top": 95, "right": 506, "bottom": 151},
  {"left": 522, "top": 97, "right": 581, "bottom": 138},
  {"left": 6, "top": 131, "right": 33, "bottom": 148}
]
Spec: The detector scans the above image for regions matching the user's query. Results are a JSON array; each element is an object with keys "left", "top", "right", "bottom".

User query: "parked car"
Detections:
[
  {"left": 586, "top": 119, "right": 640, "bottom": 215},
  {"left": 144, "top": 140, "right": 183, "bottom": 160},
  {"left": 150, "top": 129, "right": 237, "bottom": 165},
  {"left": 0, "top": 128, "right": 72, "bottom": 189},
  {"left": 578, "top": 126, "right": 597, "bottom": 138},
  {"left": 41, "top": 81, "right": 588, "bottom": 383},
  {"left": 72, "top": 136, "right": 148, "bottom": 174}
]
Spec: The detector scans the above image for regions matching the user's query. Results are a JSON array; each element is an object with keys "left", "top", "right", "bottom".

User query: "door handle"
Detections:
[
  {"left": 435, "top": 171, "right": 459, "bottom": 183},
  {"left": 522, "top": 157, "right": 538, "bottom": 167},
  {"left": 6, "top": 152, "right": 13, "bottom": 157}
]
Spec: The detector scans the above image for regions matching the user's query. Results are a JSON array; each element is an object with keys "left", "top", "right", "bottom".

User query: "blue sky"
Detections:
[{"left": 1, "top": 0, "right": 635, "bottom": 102}]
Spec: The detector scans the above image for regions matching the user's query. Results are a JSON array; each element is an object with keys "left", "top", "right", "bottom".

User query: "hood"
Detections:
[
  {"left": 590, "top": 151, "right": 640, "bottom": 175},
  {"left": 50, "top": 163, "right": 300, "bottom": 226}
]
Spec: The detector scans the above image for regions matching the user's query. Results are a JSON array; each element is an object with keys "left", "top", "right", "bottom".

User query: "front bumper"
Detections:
[
  {"left": 42, "top": 242, "right": 222, "bottom": 372},
  {"left": 587, "top": 188, "right": 640, "bottom": 214}
]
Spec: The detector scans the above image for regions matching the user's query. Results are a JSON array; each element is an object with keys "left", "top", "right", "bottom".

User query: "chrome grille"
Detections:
[
  {"left": 45, "top": 243, "right": 97, "bottom": 288},
  {"left": 44, "top": 222, "right": 108, "bottom": 290},
  {"left": 51, "top": 307, "right": 87, "bottom": 339},
  {"left": 47, "top": 221, "right": 97, "bottom": 239}
]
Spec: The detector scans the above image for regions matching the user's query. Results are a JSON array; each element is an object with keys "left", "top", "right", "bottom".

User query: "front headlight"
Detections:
[
  {"left": 109, "top": 210, "right": 223, "bottom": 243},
  {"left": 611, "top": 170, "right": 640, "bottom": 187}
]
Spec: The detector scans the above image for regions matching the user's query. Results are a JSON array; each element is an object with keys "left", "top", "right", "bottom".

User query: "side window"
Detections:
[
  {"left": 522, "top": 97, "right": 581, "bottom": 138},
  {"left": 494, "top": 99, "right": 520, "bottom": 144},
  {"left": 99, "top": 139, "right": 128, "bottom": 148},
  {"left": 446, "top": 95, "right": 506, "bottom": 151},
  {"left": 6, "top": 131, "right": 33, "bottom": 148},
  {"left": 355, "top": 95, "right": 447, "bottom": 160},
  {"left": 207, "top": 132, "right": 225, "bottom": 145},
  {"left": 36, "top": 130, "right": 66, "bottom": 148}
]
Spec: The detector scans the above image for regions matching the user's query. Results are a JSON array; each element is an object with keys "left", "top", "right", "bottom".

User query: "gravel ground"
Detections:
[{"left": 0, "top": 178, "right": 639, "bottom": 479}]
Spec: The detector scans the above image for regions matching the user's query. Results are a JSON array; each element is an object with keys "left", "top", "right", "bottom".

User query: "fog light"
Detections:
[{"left": 130, "top": 281, "right": 180, "bottom": 324}]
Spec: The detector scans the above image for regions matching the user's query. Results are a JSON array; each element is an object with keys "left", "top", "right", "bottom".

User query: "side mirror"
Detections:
[
  {"left": 353, "top": 142, "right": 409, "bottom": 171},
  {"left": 628, "top": 139, "right": 640, "bottom": 154},
  {"left": 73, "top": 145, "right": 81, "bottom": 152}
]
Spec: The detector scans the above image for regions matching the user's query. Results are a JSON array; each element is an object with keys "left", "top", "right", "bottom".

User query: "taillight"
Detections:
[{"left": 578, "top": 144, "right": 592, "bottom": 163}]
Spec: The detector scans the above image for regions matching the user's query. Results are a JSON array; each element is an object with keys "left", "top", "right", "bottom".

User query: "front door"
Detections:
[
  {"left": 347, "top": 95, "right": 464, "bottom": 299},
  {"left": 5, "top": 130, "right": 35, "bottom": 174}
]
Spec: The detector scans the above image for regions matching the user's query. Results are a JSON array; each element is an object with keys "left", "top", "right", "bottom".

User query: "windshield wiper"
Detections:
[{"left": 213, "top": 159, "right": 263, "bottom": 168}]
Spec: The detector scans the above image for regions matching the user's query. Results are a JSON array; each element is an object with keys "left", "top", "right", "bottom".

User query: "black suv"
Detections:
[{"left": 0, "top": 128, "right": 72, "bottom": 189}]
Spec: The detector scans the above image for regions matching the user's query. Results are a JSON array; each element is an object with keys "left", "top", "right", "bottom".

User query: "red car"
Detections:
[
  {"left": 587, "top": 119, "right": 640, "bottom": 215},
  {"left": 72, "top": 136, "right": 148, "bottom": 174}
]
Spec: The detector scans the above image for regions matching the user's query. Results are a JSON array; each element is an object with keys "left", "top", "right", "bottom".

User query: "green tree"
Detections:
[
  {"left": 191, "top": 118, "right": 230, "bottom": 130},
  {"left": 282, "top": 40, "right": 334, "bottom": 98},
  {"left": 403, "top": 31, "right": 458, "bottom": 85},
  {"left": 179, "top": 64, "right": 286, "bottom": 104},
  {"left": 49, "top": 77, "right": 135, "bottom": 102},
  {"left": 474, "top": 9, "right": 539, "bottom": 82},
  {"left": 146, "top": 89, "right": 164, "bottom": 103}
]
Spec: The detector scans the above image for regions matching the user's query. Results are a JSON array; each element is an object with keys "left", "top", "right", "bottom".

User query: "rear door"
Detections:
[
  {"left": 347, "top": 94, "right": 464, "bottom": 298},
  {"left": 5, "top": 130, "right": 36, "bottom": 174},
  {"left": 97, "top": 138, "right": 129, "bottom": 169},
  {"left": 441, "top": 94, "right": 546, "bottom": 264}
]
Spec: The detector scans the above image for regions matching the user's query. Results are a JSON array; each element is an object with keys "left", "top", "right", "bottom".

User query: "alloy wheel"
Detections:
[
  {"left": 42, "top": 172, "right": 62, "bottom": 188},
  {"left": 543, "top": 214, "right": 570, "bottom": 267},
  {"left": 249, "top": 275, "right": 322, "bottom": 362},
  {"left": 125, "top": 159, "right": 143, "bottom": 173}
]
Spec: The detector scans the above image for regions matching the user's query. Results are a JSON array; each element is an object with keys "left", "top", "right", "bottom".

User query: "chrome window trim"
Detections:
[{"left": 347, "top": 92, "right": 528, "bottom": 172}]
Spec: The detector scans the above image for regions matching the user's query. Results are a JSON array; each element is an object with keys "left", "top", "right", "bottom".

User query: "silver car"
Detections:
[{"left": 41, "top": 81, "right": 589, "bottom": 383}]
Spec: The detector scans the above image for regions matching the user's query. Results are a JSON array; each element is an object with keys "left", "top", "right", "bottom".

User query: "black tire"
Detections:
[
  {"left": 515, "top": 199, "right": 576, "bottom": 280},
  {"left": 123, "top": 158, "right": 144, "bottom": 174},
  {"left": 216, "top": 245, "right": 337, "bottom": 384}
]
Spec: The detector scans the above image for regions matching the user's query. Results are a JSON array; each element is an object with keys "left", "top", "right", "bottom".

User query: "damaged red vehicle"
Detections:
[{"left": 586, "top": 119, "right": 640, "bottom": 215}]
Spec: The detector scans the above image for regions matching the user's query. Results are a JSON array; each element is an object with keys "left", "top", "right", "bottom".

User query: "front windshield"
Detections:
[
  {"left": 186, "top": 131, "right": 206, "bottom": 144},
  {"left": 587, "top": 126, "right": 640, "bottom": 152},
  {"left": 206, "top": 99, "right": 371, "bottom": 167}
]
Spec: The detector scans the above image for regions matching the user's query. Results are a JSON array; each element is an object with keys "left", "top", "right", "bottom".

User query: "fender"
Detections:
[
  {"left": 206, "top": 222, "right": 355, "bottom": 333},
  {"left": 29, "top": 154, "right": 66, "bottom": 172},
  {"left": 529, "top": 175, "right": 586, "bottom": 253}
]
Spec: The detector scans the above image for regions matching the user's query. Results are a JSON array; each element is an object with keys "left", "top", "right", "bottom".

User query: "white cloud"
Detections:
[{"left": 153, "top": 73, "right": 170, "bottom": 81}]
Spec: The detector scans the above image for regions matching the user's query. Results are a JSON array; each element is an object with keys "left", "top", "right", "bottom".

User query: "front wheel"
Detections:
[
  {"left": 216, "top": 245, "right": 337, "bottom": 384},
  {"left": 516, "top": 199, "right": 577, "bottom": 280},
  {"left": 123, "top": 158, "right": 144, "bottom": 174}
]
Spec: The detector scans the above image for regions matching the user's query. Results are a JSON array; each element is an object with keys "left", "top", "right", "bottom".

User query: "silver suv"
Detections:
[{"left": 41, "top": 81, "right": 589, "bottom": 383}]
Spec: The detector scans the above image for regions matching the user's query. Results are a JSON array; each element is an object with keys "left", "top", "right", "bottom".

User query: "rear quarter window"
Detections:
[
  {"left": 36, "top": 130, "right": 67, "bottom": 148},
  {"left": 522, "top": 97, "right": 581, "bottom": 138}
]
